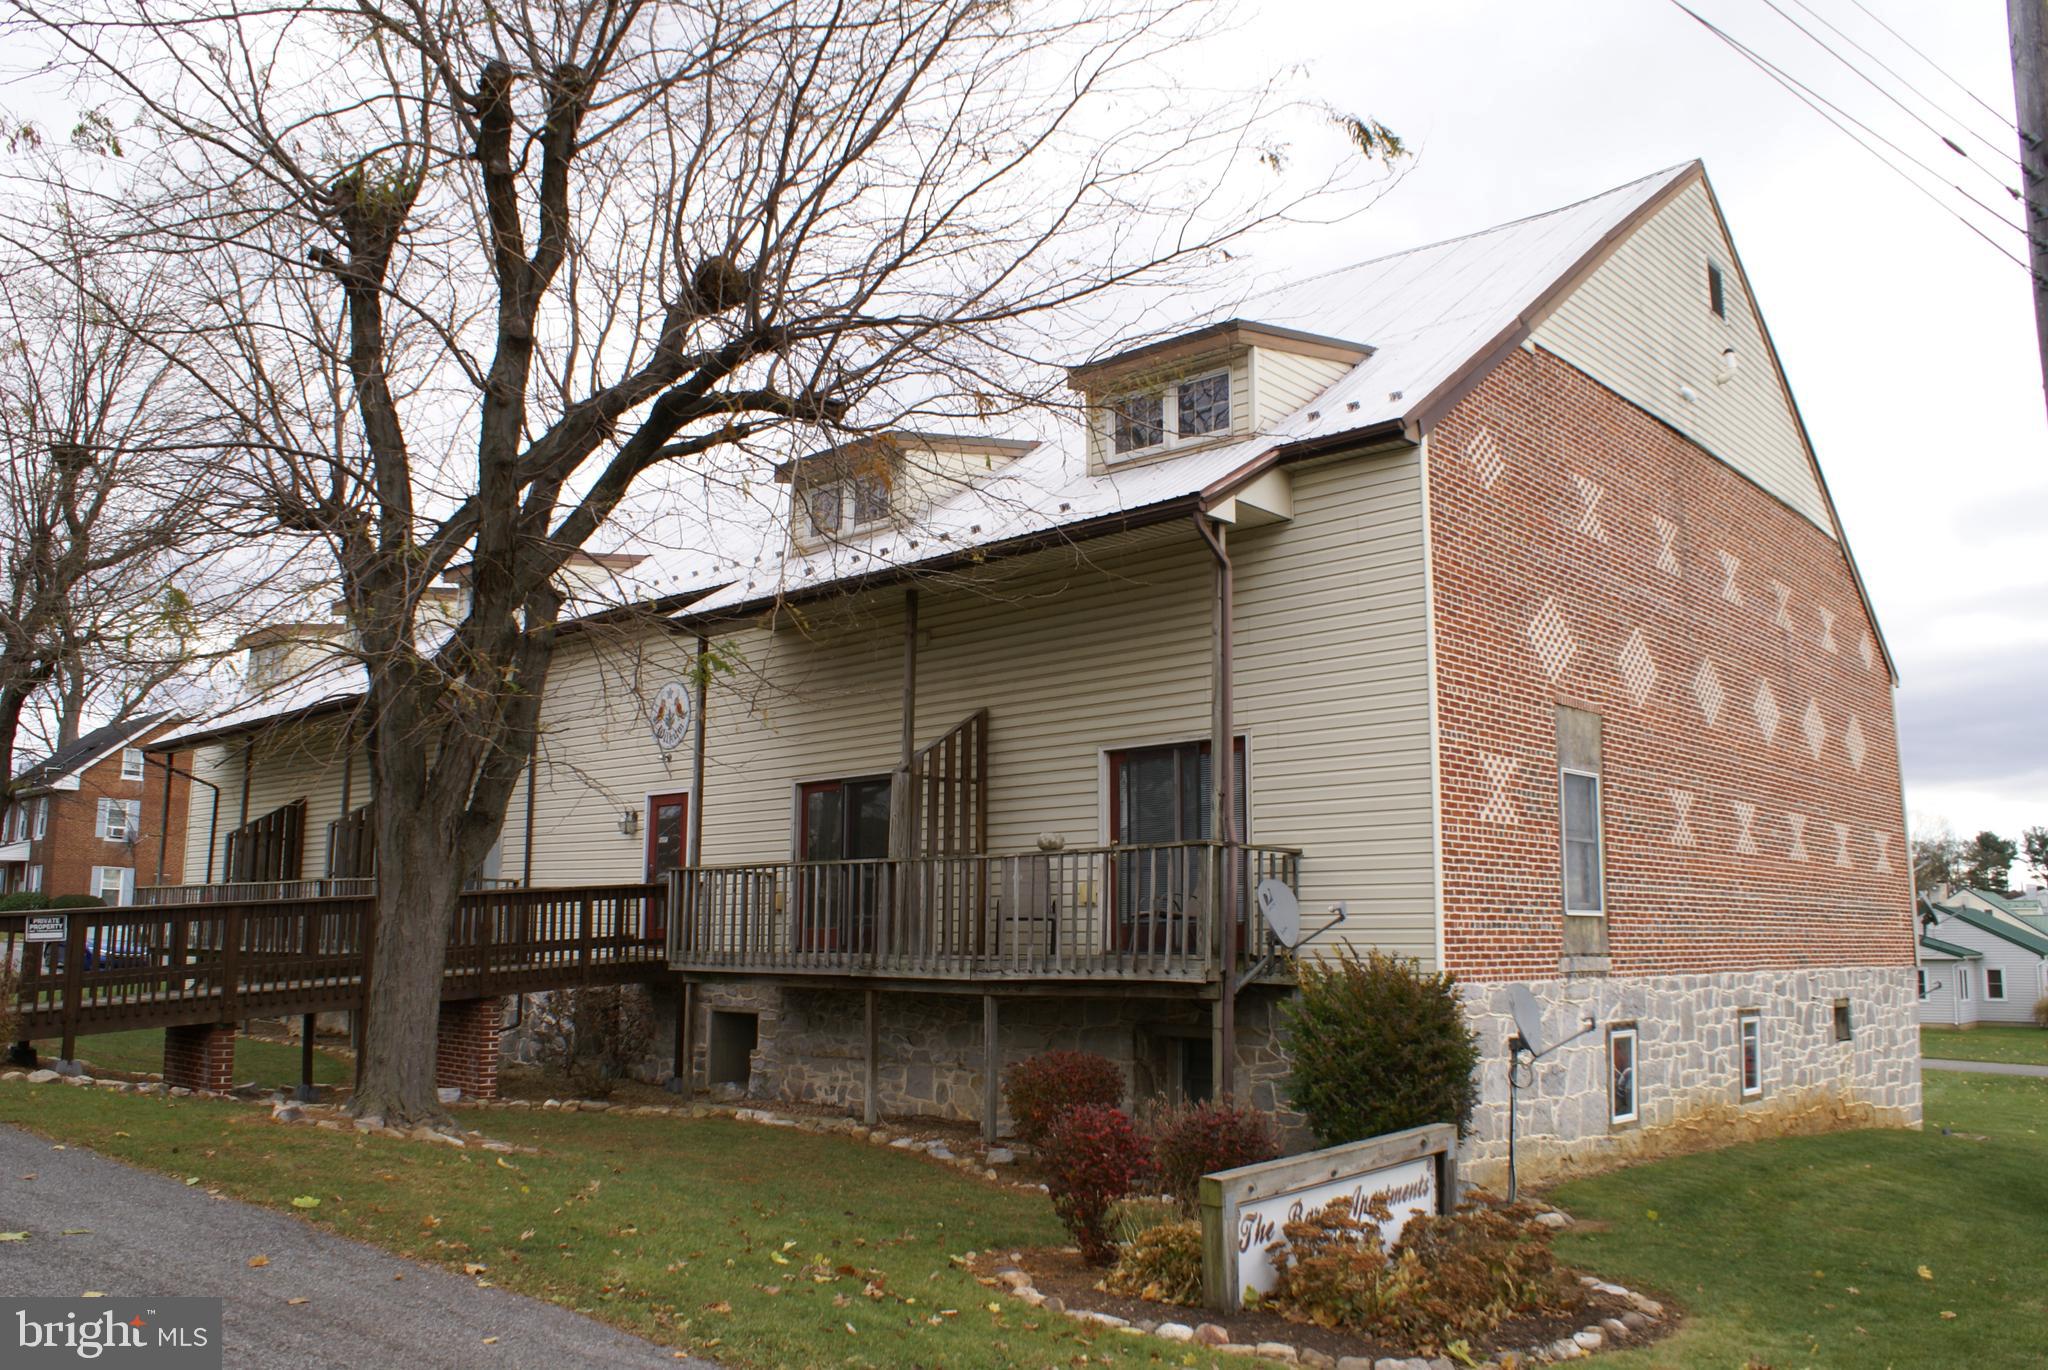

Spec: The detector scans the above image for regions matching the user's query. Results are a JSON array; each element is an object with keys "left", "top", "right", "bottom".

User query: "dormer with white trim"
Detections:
[
  {"left": 1066, "top": 320, "right": 1372, "bottom": 475},
  {"left": 774, "top": 432, "right": 1038, "bottom": 550}
]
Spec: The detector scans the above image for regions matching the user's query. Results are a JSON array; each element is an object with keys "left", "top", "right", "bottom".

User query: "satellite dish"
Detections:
[
  {"left": 1508, "top": 984, "right": 1546, "bottom": 1054},
  {"left": 1255, "top": 879, "right": 1301, "bottom": 949}
]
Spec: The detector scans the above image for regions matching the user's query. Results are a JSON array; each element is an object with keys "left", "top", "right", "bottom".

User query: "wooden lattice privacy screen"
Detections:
[{"left": 224, "top": 799, "right": 307, "bottom": 882}]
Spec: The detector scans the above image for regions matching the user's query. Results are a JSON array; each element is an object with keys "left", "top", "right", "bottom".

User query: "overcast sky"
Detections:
[{"left": 1198, "top": 0, "right": 2045, "bottom": 851}]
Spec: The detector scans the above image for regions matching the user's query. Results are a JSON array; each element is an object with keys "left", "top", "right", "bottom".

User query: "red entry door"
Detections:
[{"left": 645, "top": 792, "right": 689, "bottom": 940}]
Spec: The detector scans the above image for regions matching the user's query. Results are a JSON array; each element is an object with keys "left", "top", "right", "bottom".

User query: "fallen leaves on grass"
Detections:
[
  {"left": 1918, "top": 1265, "right": 1934, "bottom": 1281},
  {"left": 290, "top": 1196, "right": 320, "bottom": 1209},
  {"left": 0, "top": 1232, "right": 27, "bottom": 1242}
]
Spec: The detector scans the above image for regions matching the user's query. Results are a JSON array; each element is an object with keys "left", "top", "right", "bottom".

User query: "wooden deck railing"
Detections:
[
  {"left": 2, "top": 882, "right": 665, "bottom": 1048},
  {"left": 669, "top": 841, "right": 1300, "bottom": 983}
]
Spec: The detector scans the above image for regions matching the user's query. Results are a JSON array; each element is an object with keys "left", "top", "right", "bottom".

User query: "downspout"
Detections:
[
  {"left": 520, "top": 726, "right": 537, "bottom": 887},
  {"left": 146, "top": 755, "right": 220, "bottom": 886},
  {"left": 1194, "top": 511, "right": 1238, "bottom": 1101}
]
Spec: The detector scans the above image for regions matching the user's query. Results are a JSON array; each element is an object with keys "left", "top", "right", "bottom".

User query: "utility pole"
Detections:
[{"left": 2010, "top": 0, "right": 2048, "bottom": 416}]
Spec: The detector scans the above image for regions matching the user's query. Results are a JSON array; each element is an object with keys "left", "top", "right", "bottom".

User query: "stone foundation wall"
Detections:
[
  {"left": 686, "top": 983, "right": 1302, "bottom": 1136},
  {"left": 1459, "top": 964, "right": 1921, "bottom": 1189}
]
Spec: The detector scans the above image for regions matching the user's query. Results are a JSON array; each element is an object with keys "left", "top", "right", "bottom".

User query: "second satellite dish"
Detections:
[
  {"left": 1508, "top": 983, "right": 1546, "bottom": 1054},
  {"left": 1255, "top": 879, "right": 1301, "bottom": 949}
]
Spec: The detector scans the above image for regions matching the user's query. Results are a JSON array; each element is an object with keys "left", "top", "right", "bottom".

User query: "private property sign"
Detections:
[
  {"left": 1196, "top": 1122, "right": 1458, "bottom": 1310},
  {"left": 23, "top": 915, "right": 65, "bottom": 943}
]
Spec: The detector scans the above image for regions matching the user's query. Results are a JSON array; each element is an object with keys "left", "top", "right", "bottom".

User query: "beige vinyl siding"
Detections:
[
  {"left": 1529, "top": 179, "right": 1832, "bottom": 533},
  {"left": 504, "top": 445, "right": 1438, "bottom": 964},
  {"left": 1251, "top": 349, "right": 1356, "bottom": 434},
  {"left": 179, "top": 724, "right": 363, "bottom": 882}
]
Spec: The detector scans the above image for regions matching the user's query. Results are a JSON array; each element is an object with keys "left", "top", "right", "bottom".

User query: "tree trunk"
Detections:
[{"left": 351, "top": 811, "right": 465, "bottom": 1127}]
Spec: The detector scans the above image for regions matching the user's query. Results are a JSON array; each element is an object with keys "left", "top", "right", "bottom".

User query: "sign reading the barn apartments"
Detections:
[{"left": 1199, "top": 1124, "right": 1457, "bottom": 1310}]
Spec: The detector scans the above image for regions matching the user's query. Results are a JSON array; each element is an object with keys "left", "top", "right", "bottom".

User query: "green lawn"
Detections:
[
  {"left": 29, "top": 1028, "right": 351, "bottom": 1088},
  {"left": 0, "top": 1084, "right": 1162, "bottom": 1369},
  {"left": 1550, "top": 1070, "right": 2048, "bottom": 1368},
  {"left": 1920, "top": 1023, "right": 2048, "bottom": 1066},
  {"left": 2, "top": 1069, "right": 2040, "bottom": 1367}
]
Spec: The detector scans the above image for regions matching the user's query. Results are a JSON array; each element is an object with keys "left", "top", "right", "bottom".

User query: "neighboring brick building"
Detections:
[{"left": 1, "top": 713, "right": 192, "bottom": 903}]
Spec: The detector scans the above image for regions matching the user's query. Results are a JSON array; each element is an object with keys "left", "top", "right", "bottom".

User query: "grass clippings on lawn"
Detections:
[
  {"left": 1549, "top": 1069, "right": 2048, "bottom": 1368},
  {"left": 1920, "top": 1023, "right": 2048, "bottom": 1066}
]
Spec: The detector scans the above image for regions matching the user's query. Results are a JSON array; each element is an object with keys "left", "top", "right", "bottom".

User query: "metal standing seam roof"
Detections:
[
  {"left": 168, "top": 159, "right": 1869, "bottom": 750},
  {"left": 1917, "top": 933, "right": 1980, "bottom": 960},
  {"left": 1929, "top": 901, "right": 2048, "bottom": 958}
]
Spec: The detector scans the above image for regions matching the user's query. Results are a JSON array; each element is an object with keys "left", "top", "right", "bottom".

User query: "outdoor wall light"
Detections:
[{"left": 619, "top": 808, "right": 641, "bottom": 837}]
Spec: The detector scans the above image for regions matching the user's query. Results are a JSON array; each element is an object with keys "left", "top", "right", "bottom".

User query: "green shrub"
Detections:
[
  {"left": 526, "top": 986, "right": 653, "bottom": 1098},
  {"left": 1003, "top": 1049, "right": 1123, "bottom": 1148},
  {"left": 1149, "top": 1098, "right": 1280, "bottom": 1214},
  {"left": 1039, "top": 1102, "right": 1150, "bottom": 1265},
  {"left": 0, "top": 892, "right": 52, "bottom": 912},
  {"left": 1264, "top": 1194, "right": 1574, "bottom": 1351},
  {"left": 1282, "top": 947, "right": 1481, "bottom": 1144},
  {"left": 48, "top": 895, "right": 105, "bottom": 909},
  {"left": 1104, "top": 1220, "right": 1204, "bottom": 1305},
  {"left": 2034, "top": 996, "right": 2048, "bottom": 1030}
]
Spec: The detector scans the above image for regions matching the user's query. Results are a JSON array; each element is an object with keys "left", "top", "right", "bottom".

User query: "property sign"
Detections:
[
  {"left": 24, "top": 914, "right": 65, "bottom": 943},
  {"left": 1197, "top": 1122, "right": 1457, "bottom": 1310},
  {"left": 647, "top": 679, "right": 694, "bottom": 753}
]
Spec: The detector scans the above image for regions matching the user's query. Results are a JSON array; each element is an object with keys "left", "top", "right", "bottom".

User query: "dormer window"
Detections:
[
  {"left": 803, "top": 468, "right": 892, "bottom": 538},
  {"left": 1109, "top": 369, "right": 1231, "bottom": 459}
]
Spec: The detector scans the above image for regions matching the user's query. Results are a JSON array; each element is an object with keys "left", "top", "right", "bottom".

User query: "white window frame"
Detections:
[
  {"left": 1609, "top": 1025, "right": 1639, "bottom": 1125},
  {"left": 1560, "top": 766, "right": 1605, "bottom": 917},
  {"left": 121, "top": 747, "right": 146, "bottom": 781},
  {"left": 23, "top": 864, "right": 42, "bottom": 893},
  {"left": 97, "top": 798, "right": 142, "bottom": 842},
  {"left": 1985, "top": 967, "right": 2005, "bottom": 1001},
  {"left": 801, "top": 471, "right": 892, "bottom": 540},
  {"left": 3, "top": 805, "right": 22, "bottom": 844},
  {"left": 1959, "top": 967, "right": 1972, "bottom": 1001},
  {"left": 1738, "top": 1012, "right": 1762, "bottom": 1099},
  {"left": 1104, "top": 367, "right": 1232, "bottom": 462},
  {"left": 92, "top": 864, "right": 133, "bottom": 905},
  {"left": 33, "top": 797, "right": 47, "bottom": 840}
]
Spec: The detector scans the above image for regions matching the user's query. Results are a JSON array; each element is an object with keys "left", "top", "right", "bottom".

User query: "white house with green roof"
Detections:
[{"left": 1917, "top": 895, "right": 2048, "bottom": 1026}]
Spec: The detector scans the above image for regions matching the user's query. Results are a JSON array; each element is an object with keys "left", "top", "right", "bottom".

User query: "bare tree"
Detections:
[
  {"left": 0, "top": 239, "right": 220, "bottom": 786},
  {"left": 6, "top": 0, "right": 1396, "bottom": 1125}
]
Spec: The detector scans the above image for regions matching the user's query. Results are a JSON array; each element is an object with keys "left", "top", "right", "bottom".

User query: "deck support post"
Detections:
[
  {"left": 863, "top": 988, "right": 880, "bottom": 1126},
  {"left": 667, "top": 979, "right": 694, "bottom": 1095},
  {"left": 1196, "top": 513, "right": 1238, "bottom": 1102},
  {"left": 981, "top": 994, "right": 1000, "bottom": 1144},
  {"left": 295, "top": 1012, "right": 318, "bottom": 1101}
]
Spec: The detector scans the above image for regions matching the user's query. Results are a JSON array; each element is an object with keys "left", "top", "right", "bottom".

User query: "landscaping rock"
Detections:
[
  {"left": 1155, "top": 1323, "right": 1194, "bottom": 1342},
  {"left": 1627, "top": 1293, "right": 1664, "bottom": 1319},
  {"left": 1039, "top": 1296, "right": 1063, "bottom": 1314},
  {"left": 1194, "top": 1323, "right": 1230, "bottom": 1346},
  {"left": 984, "top": 1147, "right": 1015, "bottom": 1165},
  {"left": 168, "top": 1086, "right": 191, "bottom": 1097},
  {"left": 25, "top": 1069, "right": 57, "bottom": 1084},
  {"left": 889, "top": 1136, "right": 920, "bottom": 1150},
  {"left": 1620, "top": 1311, "right": 1651, "bottom": 1332},
  {"left": 272, "top": 1104, "right": 304, "bottom": 1123},
  {"left": 1573, "top": 1328, "right": 1604, "bottom": 1351},
  {"left": 1253, "top": 1343, "right": 1298, "bottom": 1362},
  {"left": 1534, "top": 1211, "right": 1572, "bottom": 1229},
  {"left": 1299, "top": 1351, "right": 1336, "bottom": 1369},
  {"left": 926, "top": 1144, "right": 955, "bottom": 1161},
  {"left": 1, "top": 1071, "right": 22, "bottom": 1081},
  {"left": 1601, "top": 1317, "right": 1631, "bottom": 1340},
  {"left": 1335, "top": 1359, "right": 1374, "bottom": 1370}
]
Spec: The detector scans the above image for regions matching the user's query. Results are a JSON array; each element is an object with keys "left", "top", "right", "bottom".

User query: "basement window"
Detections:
[
  {"left": 1739, "top": 1011, "right": 1762, "bottom": 1099},
  {"left": 1609, "top": 1025, "right": 1638, "bottom": 1125},
  {"left": 1832, "top": 999, "right": 1853, "bottom": 1042}
]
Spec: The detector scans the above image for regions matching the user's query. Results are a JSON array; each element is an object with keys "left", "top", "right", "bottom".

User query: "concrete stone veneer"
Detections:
[{"left": 1459, "top": 964, "right": 1921, "bottom": 1189}]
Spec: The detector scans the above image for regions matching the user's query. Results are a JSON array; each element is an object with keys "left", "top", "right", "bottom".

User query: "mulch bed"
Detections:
[{"left": 1002, "top": 1245, "right": 1662, "bottom": 1364}]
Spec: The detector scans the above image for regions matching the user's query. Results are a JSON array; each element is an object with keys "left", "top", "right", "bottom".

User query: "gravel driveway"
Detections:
[{"left": 0, "top": 1124, "right": 712, "bottom": 1369}]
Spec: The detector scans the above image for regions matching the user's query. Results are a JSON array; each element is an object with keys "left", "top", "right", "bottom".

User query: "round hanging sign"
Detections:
[{"left": 648, "top": 679, "right": 693, "bottom": 753}]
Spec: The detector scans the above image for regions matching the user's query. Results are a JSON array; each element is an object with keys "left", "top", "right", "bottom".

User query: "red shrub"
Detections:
[
  {"left": 1151, "top": 1099, "right": 1281, "bottom": 1213},
  {"left": 1003, "top": 1049, "right": 1124, "bottom": 1147},
  {"left": 1040, "top": 1103, "right": 1151, "bottom": 1265}
]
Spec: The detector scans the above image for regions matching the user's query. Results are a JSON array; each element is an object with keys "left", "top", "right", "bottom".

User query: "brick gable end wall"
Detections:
[{"left": 1429, "top": 345, "right": 1914, "bottom": 981}]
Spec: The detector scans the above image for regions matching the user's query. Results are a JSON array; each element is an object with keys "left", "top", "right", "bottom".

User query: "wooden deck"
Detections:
[
  {"left": 3, "top": 883, "right": 667, "bottom": 1047},
  {"left": 668, "top": 841, "right": 1301, "bottom": 991}
]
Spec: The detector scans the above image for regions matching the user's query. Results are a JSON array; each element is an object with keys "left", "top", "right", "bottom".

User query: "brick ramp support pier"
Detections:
[
  {"left": 163, "top": 1023, "right": 237, "bottom": 1092},
  {"left": 435, "top": 997, "right": 503, "bottom": 1101}
]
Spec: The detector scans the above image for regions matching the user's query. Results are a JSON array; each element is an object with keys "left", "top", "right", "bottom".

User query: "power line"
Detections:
[
  {"left": 1665, "top": 0, "right": 2038, "bottom": 277},
  {"left": 1841, "top": 0, "right": 2020, "bottom": 134},
  {"left": 1767, "top": 0, "right": 2022, "bottom": 179}
]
